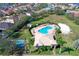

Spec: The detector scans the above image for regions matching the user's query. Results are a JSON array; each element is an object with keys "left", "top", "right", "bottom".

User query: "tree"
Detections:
[
  {"left": 74, "top": 17, "right": 79, "bottom": 25},
  {"left": 52, "top": 45, "right": 57, "bottom": 55},
  {"left": 34, "top": 3, "right": 48, "bottom": 11},
  {"left": 31, "top": 12, "right": 39, "bottom": 18},
  {"left": 66, "top": 13, "right": 75, "bottom": 21},
  {"left": 2, "top": 16, "right": 31, "bottom": 40},
  {"left": 55, "top": 7, "right": 65, "bottom": 15},
  {"left": 48, "top": 10, "right": 55, "bottom": 14},
  {"left": 57, "top": 37, "right": 66, "bottom": 54},
  {"left": 10, "top": 16, "right": 31, "bottom": 32},
  {"left": 62, "top": 47, "right": 74, "bottom": 54},
  {"left": 16, "top": 9, "right": 26, "bottom": 14},
  {"left": 52, "top": 25, "right": 61, "bottom": 55},
  {"left": 56, "top": 33, "right": 66, "bottom": 54},
  {"left": 73, "top": 39, "right": 79, "bottom": 50},
  {"left": 10, "top": 32, "right": 21, "bottom": 39},
  {"left": 66, "top": 13, "right": 79, "bottom": 25}
]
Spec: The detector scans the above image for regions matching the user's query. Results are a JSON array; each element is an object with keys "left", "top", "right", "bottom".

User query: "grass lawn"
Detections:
[{"left": 19, "top": 14, "right": 79, "bottom": 55}]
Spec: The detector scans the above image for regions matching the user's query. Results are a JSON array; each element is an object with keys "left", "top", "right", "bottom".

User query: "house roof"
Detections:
[
  {"left": 0, "top": 22, "right": 13, "bottom": 30},
  {"left": 1, "top": 19, "right": 14, "bottom": 24},
  {"left": 1, "top": 8, "right": 15, "bottom": 15},
  {"left": 67, "top": 10, "right": 79, "bottom": 17}
]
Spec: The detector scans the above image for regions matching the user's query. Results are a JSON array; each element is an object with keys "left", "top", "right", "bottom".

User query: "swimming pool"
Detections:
[{"left": 38, "top": 25, "right": 54, "bottom": 34}]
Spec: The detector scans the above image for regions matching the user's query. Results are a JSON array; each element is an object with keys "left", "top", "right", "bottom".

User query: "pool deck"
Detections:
[{"left": 31, "top": 24, "right": 58, "bottom": 46}]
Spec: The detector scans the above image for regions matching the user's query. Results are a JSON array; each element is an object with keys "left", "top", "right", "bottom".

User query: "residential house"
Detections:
[
  {"left": 0, "top": 16, "right": 14, "bottom": 35},
  {"left": 32, "top": 3, "right": 55, "bottom": 14},
  {"left": 0, "top": 22, "right": 13, "bottom": 36},
  {"left": 1, "top": 7, "right": 16, "bottom": 15},
  {"left": 54, "top": 3, "right": 74, "bottom": 10},
  {"left": 66, "top": 10, "right": 79, "bottom": 17},
  {"left": 0, "top": 10, "right": 5, "bottom": 17}
]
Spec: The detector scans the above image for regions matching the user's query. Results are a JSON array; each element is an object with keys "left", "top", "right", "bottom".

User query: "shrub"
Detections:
[
  {"left": 74, "top": 17, "right": 79, "bottom": 25},
  {"left": 66, "top": 13, "right": 74, "bottom": 20},
  {"left": 73, "top": 39, "right": 79, "bottom": 49}
]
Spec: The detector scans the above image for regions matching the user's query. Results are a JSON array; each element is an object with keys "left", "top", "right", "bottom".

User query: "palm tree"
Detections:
[
  {"left": 55, "top": 26, "right": 66, "bottom": 54},
  {"left": 55, "top": 31, "right": 65, "bottom": 54},
  {"left": 51, "top": 25, "right": 61, "bottom": 55},
  {"left": 57, "top": 35, "right": 66, "bottom": 54},
  {"left": 52, "top": 45, "right": 56, "bottom": 55}
]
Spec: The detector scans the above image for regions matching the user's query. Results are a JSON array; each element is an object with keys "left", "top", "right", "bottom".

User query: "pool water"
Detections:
[
  {"left": 16, "top": 40, "right": 25, "bottom": 48},
  {"left": 38, "top": 25, "right": 53, "bottom": 34}
]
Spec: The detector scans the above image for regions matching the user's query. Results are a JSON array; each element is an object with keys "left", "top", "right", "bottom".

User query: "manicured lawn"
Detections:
[{"left": 19, "top": 14, "right": 79, "bottom": 55}]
